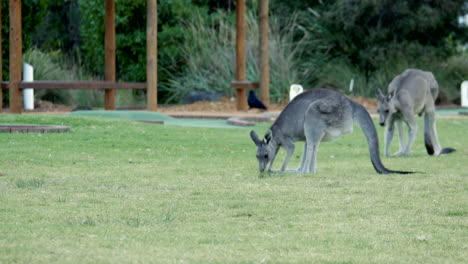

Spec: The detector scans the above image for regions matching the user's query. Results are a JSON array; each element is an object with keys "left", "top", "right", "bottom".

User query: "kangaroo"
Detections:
[
  {"left": 376, "top": 68, "right": 455, "bottom": 157},
  {"left": 250, "top": 88, "right": 412, "bottom": 174}
]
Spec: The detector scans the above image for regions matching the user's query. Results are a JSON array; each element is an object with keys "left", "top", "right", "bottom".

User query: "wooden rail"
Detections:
[
  {"left": 230, "top": 81, "right": 259, "bottom": 90},
  {"left": 1, "top": 81, "right": 146, "bottom": 90},
  {"left": 1, "top": 0, "right": 157, "bottom": 113}
]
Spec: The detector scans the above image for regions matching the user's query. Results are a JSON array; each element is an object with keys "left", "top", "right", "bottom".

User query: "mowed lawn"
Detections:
[{"left": 0, "top": 114, "right": 466, "bottom": 263}]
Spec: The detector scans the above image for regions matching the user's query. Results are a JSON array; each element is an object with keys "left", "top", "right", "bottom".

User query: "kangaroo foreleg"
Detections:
[
  {"left": 280, "top": 139, "right": 295, "bottom": 171},
  {"left": 390, "top": 120, "right": 407, "bottom": 157},
  {"left": 396, "top": 120, "right": 406, "bottom": 154},
  {"left": 267, "top": 148, "right": 279, "bottom": 172},
  {"left": 384, "top": 115, "right": 396, "bottom": 157},
  {"left": 402, "top": 112, "right": 417, "bottom": 156}
]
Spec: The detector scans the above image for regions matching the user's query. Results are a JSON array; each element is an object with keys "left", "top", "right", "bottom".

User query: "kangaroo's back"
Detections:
[
  {"left": 271, "top": 88, "right": 350, "bottom": 140},
  {"left": 271, "top": 88, "right": 333, "bottom": 140},
  {"left": 390, "top": 69, "right": 438, "bottom": 97},
  {"left": 389, "top": 69, "right": 439, "bottom": 113}
]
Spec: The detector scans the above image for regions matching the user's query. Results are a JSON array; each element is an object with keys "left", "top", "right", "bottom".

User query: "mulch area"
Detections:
[
  {"left": 157, "top": 96, "right": 379, "bottom": 118},
  {"left": 158, "top": 97, "right": 286, "bottom": 118}
]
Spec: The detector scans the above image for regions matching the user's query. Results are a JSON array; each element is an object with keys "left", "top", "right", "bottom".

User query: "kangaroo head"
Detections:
[
  {"left": 250, "top": 130, "right": 276, "bottom": 172},
  {"left": 376, "top": 88, "right": 394, "bottom": 127}
]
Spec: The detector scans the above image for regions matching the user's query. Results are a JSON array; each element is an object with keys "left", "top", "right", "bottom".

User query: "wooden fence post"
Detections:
[
  {"left": 9, "top": 0, "right": 22, "bottom": 113},
  {"left": 147, "top": 0, "right": 158, "bottom": 111},
  {"left": 235, "top": 0, "right": 247, "bottom": 111},
  {"left": 259, "top": 0, "right": 269, "bottom": 107},
  {"left": 0, "top": 2, "right": 3, "bottom": 112},
  {"left": 105, "top": 0, "right": 116, "bottom": 110}
]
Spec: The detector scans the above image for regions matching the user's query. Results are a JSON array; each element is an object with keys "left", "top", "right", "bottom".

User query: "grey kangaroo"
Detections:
[
  {"left": 250, "top": 88, "right": 411, "bottom": 174},
  {"left": 376, "top": 68, "right": 455, "bottom": 157}
]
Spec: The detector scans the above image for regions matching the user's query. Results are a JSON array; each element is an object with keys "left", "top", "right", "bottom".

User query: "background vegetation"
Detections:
[
  {"left": 1, "top": 0, "right": 467, "bottom": 106},
  {"left": 0, "top": 114, "right": 467, "bottom": 263}
]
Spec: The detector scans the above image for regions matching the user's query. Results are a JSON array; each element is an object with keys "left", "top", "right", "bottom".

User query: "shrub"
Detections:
[
  {"left": 22, "top": 48, "right": 75, "bottom": 105},
  {"left": 164, "top": 8, "right": 310, "bottom": 104},
  {"left": 22, "top": 48, "right": 105, "bottom": 107}
]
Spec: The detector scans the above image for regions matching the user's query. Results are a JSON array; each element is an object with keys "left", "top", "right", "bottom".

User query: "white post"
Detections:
[
  {"left": 289, "top": 84, "right": 303, "bottom": 101},
  {"left": 23, "top": 63, "right": 34, "bottom": 110},
  {"left": 461, "top": 81, "right": 468, "bottom": 108},
  {"left": 349, "top": 78, "right": 354, "bottom": 92}
]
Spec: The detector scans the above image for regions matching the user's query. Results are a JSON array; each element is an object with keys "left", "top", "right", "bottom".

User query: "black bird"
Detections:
[{"left": 248, "top": 90, "right": 268, "bottom": 110}]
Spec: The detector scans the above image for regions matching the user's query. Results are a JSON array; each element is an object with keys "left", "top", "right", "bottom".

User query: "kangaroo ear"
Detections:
[
  {"left": 375, "top": 88, "right": 385, "bottom": 100},
  {"left": 386, "top": 92, "right": 393, "bottom": 101},
  {"left": 264, "top": 130, "right": 273, "bottom": 144},
  {"left": 250, "top": 131, "right": 262, "bottom": 146}
]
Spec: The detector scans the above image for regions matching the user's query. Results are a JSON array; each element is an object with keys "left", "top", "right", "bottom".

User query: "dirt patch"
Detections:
[{"left": 349, "top": 96, "right": 378, "bottom": 110}]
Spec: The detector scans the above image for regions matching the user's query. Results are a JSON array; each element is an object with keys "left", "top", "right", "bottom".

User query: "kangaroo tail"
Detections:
[
  {"left": 352, "top": 102, "right": 413, "bottom": 174},
  {"left": 424, "top": 132, "right": 456, "bottom": 155},
  {"left": 440, "top": 147, "right": 456, "bottom": 154}
]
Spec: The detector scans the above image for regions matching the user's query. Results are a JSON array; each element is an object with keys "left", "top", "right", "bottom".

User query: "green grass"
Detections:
[{"left": 0, "top": 114, "right": 467, "bottom": 263}]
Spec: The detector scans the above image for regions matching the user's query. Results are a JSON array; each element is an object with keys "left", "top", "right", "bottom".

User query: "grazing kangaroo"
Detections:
[
  {"left": 250, "top": 88, "right": 412, "bottom": 174},
  {"left": 376, "top": 69, "right": 455, "bottom": 157}
]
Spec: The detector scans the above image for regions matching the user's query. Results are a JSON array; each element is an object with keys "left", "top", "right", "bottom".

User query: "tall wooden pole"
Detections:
[
  {"left": 147, "top": 0, "right": 158, "bottom": 111},
  {"left": 259, "top": 0, "right": 270, "bottom": 106},
  {"left": 235, "top": 0, "right": 247, "bottom": 110},
  {"left": 105, "top": 0, "right": 116, "bottom": 110},
  {"left": 0, "top": 2, "right": 3, "bottom": 112},
  {"left": 9, "top": 0, "right": 22, "bottom": 113}
]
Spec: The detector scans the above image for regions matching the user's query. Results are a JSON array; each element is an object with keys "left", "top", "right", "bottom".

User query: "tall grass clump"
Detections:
[
  {"left": 164, "top": 6, "right": 311, "bottom": 103},
  {"left": 23, "top": 48, "right": 75, "bottom": 105},
  {"left": 22, "top": 48, "right": 145, "bottom": 108},
  {"left": 23, "top": 48, "right": 103, "bottom": 107}
]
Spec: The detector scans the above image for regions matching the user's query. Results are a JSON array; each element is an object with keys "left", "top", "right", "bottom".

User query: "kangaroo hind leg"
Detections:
[
  {"left": 423, "top": 109, "right": 455, "bottom": 156},
  {"left": 280, "top": 138, "right": 295, "bottom": 171},
  {"left": 423, "top": 78, "right": 455, "bottom": 155},
  {"left": 397, "top": 120, "right": 405, "bottom": 152},
  {"left": 423, "top": 110, "right": 439, "bottom": 155},
  {"left": 303, "top": 134, "right": 323, "bottom": 174},
  {"left": 303, "top": 107, "right": 327, "bottom": 174}
]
